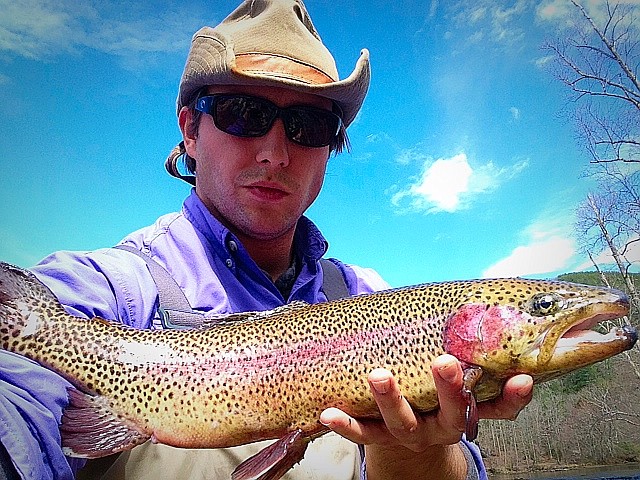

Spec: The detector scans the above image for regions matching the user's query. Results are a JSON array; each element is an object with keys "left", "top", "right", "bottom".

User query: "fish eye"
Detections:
[{"left": 528, "top": 293, "right": 564, "bottom": 316}]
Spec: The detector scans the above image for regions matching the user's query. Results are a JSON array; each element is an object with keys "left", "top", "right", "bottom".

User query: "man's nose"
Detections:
[{"left": 255, "top": 118, "right": 290, "bottom": 168}]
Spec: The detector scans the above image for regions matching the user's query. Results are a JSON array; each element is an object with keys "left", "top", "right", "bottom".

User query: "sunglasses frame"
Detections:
[{"left": 195, "top": 94, "right": 343, "bottom": 148}]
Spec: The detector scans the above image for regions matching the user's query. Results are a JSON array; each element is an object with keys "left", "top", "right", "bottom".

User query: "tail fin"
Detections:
[{"left": 0, "top": 262, "right": 65, "bottom": 343}]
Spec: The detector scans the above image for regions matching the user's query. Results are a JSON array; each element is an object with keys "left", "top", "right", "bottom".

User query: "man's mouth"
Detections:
[{"left": 245, "top": 182, "right": 290, "bottom": 201}]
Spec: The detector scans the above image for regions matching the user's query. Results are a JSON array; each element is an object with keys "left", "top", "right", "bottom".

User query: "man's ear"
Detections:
[{"left": 178, "top": 107, "right": 198, "bottom": 158}]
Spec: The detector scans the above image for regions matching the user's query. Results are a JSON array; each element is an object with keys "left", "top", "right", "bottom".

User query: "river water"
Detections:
[{"left": 490, "top": 464, "right": 640, "bottom": 480}]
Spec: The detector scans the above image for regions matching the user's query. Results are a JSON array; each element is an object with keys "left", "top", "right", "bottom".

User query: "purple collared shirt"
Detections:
[{"left": 0, "top": 190, "right": 485, "bottom": 479}]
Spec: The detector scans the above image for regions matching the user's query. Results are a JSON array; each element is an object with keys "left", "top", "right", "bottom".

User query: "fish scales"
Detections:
[
  {"left": 0, "top": 262, "right": 636, "bottom": 480},
  {"left": 4, "top": 279, "right": 455, "bottom": 445}
]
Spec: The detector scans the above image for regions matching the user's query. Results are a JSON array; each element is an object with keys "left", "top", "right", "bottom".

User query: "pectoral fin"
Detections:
[
  {"left": 461, "top": 366, "right": 483, "bottom": 441},
  {"left": 232, "top": 429, "right": 310, "bottom": 480},
  {"left": 61, "top": 388, "right": 149, "bottom": 458}
]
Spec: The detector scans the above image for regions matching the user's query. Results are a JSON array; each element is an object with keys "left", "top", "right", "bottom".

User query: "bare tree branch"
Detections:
[
  {"left": 570, "top": 0, "right": 640, "bottom": 94},
  {"left": 576, "top": 166, "right": 640, "bottom": 313},
  {"left": 543, "top": 0, "right": 640, "bottom": 164}
]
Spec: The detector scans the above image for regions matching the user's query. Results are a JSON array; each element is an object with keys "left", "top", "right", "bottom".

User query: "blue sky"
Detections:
[{"left": 1, "top": 0, "right": 638, "bottom": 287}]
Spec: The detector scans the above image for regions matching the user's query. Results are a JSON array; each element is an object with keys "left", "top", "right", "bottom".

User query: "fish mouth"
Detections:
[
  {"left": 556, "top": 314, "right": 636, "bottom": 351},
  {"left": 540, "top": 293, "right": 636, "bottom": 371}
]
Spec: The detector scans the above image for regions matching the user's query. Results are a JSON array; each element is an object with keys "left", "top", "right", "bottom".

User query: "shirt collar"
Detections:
[{"left": 182, "top": 188, "right": 329, "bottom": 263}]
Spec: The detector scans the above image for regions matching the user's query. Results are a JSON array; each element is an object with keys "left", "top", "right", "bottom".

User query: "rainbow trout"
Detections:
[{"left": 0, "top": 262, "right": 635, "bottom": 480}]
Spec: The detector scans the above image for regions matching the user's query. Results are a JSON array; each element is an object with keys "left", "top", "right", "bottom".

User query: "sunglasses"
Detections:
[{"left": 195, "top": 94, "right": 343, "bottom": 148}]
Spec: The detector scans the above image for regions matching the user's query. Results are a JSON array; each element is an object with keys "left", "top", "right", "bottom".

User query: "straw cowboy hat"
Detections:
[{"left": 177, "top": 0, "right": 370, "bottom": 127}]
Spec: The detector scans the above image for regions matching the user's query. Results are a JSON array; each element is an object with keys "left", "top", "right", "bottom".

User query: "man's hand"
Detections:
[{"left": 319, "top": 354, "right": 534, "bottom": 479}]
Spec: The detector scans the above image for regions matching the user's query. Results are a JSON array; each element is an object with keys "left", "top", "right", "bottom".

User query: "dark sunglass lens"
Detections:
[
  {"left": 284, "top": 108, "right": 341, "bottom": 147},
  {"left": 200, "top": 95, "right": 341, "bottom": 147},
  {"left": 214, "top": 96, "right": 277, "bottom": 137}
]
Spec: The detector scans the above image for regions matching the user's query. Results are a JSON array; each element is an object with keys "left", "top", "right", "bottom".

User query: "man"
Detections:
[{"left": 0, "top": 0, "right": 533, "bottom": 479}]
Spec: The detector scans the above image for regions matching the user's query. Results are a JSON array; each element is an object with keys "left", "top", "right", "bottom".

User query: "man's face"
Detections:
[{"left": 181, "top": 85, "right": 332, "bottom": 242}]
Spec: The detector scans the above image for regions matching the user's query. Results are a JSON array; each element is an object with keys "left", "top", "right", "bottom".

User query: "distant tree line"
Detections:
[{"left": 478, "top": 272, "right": 640, "bottom": 474}]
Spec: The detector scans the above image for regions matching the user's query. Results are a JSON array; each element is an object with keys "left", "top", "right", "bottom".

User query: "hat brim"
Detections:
[{"left": 178, "top": 41, "right": 370, "bottom": 127}]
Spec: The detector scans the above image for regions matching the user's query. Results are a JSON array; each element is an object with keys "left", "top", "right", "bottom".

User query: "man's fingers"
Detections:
[
  {"left": 320, "top": 407, "right": 390, "bottom": 445},
  {"left": 478, "top": 374, "right": 533, "bottom": 420},
  {"left": 431, "top": 355, "right": 467, "bottom": 434},
  {"left": 320, "top": 368, "right": 421, "bottom": 447},
  {"left": 368, "top": 368, "right": 419, "bottom": 437}
]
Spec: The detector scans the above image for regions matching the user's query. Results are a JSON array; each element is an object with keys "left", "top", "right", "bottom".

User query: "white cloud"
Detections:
[
  {"left": 534, "top": 54, "right": 555, "bottom": 68},
  {"left": 483, "top": 208, "right": 639, "bottom": 278},
  {"left": 448, "top": 0, "right": 530, "bottom": 48},
  {"left": 482, "top": 235, "right": 577, "bottom": 278},
  {"left": 394, "top": 147, "right": 430, "bottom": 166},
  {"left": 0, "top": 0, "right": 79, "bottom": 59},
  {"left": 536, "top": 0, "right": 640, "bottom": 30},
  {"left": 469, "top": 6, "right": 488, "bottom": 23},
  {"left": 509, "top": 106, "right": 521, "bottom": 120},
  {"left": 536, "top": 0, "right": 573, "bottom": 23},
  {"left": 429, "top": 0, "right": 440, "bottom": 19},
  {"left": 366, "top": 132, "right": 391, "bottom": 144},
  {"left": 574, "top": 235, "right": 640, "bottom": 272},
  {"left": 409, "top": 153, "right": 471, "bottom": 212},
  {"left": 391, "top": 152, "right": 528, "bottom": 214},
  {"left": 626, "top": 242, "right": 640, "bottom": 265},
  {"left": 0, "top": 0, "right": 205, "bottom": 61},
  {"left": 482, "top": 211, "right": 581, "bottom": 278}
]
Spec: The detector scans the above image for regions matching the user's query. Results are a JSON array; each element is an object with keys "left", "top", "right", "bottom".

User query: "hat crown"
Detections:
[
  {"left": 177, "top": 0, "right": 370, "bottom": 127},
  {"left": 211, "top": 0, "right": 338, "bottom": 81},
  {"left": 223, "top": 0, "right": 321, "bottom": 42}
]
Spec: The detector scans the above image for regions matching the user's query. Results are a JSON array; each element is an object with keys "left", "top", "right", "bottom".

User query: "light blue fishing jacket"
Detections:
[{"left": 0, "top": 189, "right": 486, "bottom": 480}]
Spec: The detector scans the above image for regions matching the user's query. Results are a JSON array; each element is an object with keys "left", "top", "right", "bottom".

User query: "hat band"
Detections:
[{"left": 232, "top": 53, "right": 336, "bottom": 85}]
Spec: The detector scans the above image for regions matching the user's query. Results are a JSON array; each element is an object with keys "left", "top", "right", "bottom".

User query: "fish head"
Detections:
[{"left": 442, "top": 279, "right": 635, "bottom": 382}]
